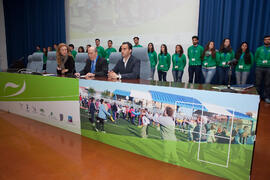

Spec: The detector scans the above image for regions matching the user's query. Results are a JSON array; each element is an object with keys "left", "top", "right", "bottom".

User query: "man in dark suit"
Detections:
[
  {"left": 108, "top": 42, "right": 140, "bottom": 79},
  {"left": 75, "top": 47, "right": 108, "bottom": 77}
]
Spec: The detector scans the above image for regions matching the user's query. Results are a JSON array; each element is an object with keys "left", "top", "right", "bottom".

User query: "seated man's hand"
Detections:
[
  {"left": 61, "top": 69, "right": 68, "bottom": 74},
  {"left": 108, "top": 71, "right": 118, "bottom": 79},
  {"left": 74, "top": 73, "right": 80, "bottom": 77},
  {"left": 86, "top": 73, "right": 95, "bottom": 77}
]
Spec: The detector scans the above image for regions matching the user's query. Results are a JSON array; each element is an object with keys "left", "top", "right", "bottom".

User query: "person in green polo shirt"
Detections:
[
  {"left": 133, "top": 36, "right": 143, "bottom": 47},
  {"left": 147, "top": 43, "right": 157, "bottom": 80},
  {"left": 172, "top": 44, "right": 186, "bottom": 82},
  {"left": 217, "top": 38, "right": 235, "bottom": 85},
  {"left": 201, "top": 41, "right": 219, "bottom": 84},
  {"left": 188, "top": 36, "right": 204, "bottom": 84},
  {"left": 255, "top": 35, "right": 270, "bottom": 103},
  {"left": 157, "top": 44, "right": 171, "bottom": 82},
  {"left": 105, "top": 40, "right": 117, "bottom": 63},
  {"left": 235, "top": 42, "right": 254, "bottom": 85},
  {"left": 95, "top": 38, "right": 106, "bottom": 58},
  {"left": 36, "top": 45, "right": 41, "bottom": 52},
  {"left": 42, "top": 47, "right": 47, "bottom": 72},
  {"left": 69, "top": 44, "right": 77, "bottom": 59}
]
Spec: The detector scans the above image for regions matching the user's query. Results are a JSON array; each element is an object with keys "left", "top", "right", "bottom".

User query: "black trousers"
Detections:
[
  {"left": 96, "top": 117, "right": 105, "bottom": 131},
  {"left": 255, "top": 67, "right": 270, "bottom": 99},
  {"left": 188, "top": 65, "right": 201, "bottom": 83}
]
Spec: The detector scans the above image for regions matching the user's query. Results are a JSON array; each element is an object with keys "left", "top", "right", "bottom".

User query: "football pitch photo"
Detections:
[{"left": 80, "top": 108, "right": 254, "bottom": 180}]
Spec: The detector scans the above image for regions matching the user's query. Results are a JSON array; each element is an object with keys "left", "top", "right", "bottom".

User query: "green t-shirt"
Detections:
[
  {"left": 133, "top": 45, "right": 143, "bottom": 48},
  {"left": 96, "top": 46, "right": 106, "bottom": 58},
  {"left": 148, "top": 51, "right": 157, "bottom": 68},
  {"left": 255, "top": 45, "right": 270, "bottom": 67},
  {"left": 71, "top": 50, "right": 77, "bottom": 59},
  {"left": 202, "top": 51, "right": 219, "bottom": 68},
  {"left": 236, "top": 52, "right": 254, "bottom": 72},
  {"left": 105, "top": 47, "right": 117, "bottom": 62},
  {"left": 187, "top": 45, "right": 204, "bottom": 66},
  {"left": 43, "top": 53, "right": 47, "bottom": 64},
  {"left": 157, "top": 53, "right": 171, "bottom": 72},
  {"left": 217, "top": 50, "right": 235, "bottom": 67},
  {"left": 172, "top": 53, "right": 186, "bottom": 71}
]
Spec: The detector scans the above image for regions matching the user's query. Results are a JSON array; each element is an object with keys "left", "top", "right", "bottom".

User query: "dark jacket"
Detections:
[
  {"left": 112, "top": 55, "right": 140, "bottom": 79},
  {"left": 80, "top": 56, "right": 108, "bottom": 77},
  {"left": 57, "top": 55, "right": 76, "bottom": 75}
]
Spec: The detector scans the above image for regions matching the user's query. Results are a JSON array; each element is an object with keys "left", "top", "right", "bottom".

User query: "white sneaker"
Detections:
[
  {"left": 95, "top": 128, "right": 99, "bottom": 132},
  {"left": 265, "top": 98, "right": 270, "bottom": 104}
]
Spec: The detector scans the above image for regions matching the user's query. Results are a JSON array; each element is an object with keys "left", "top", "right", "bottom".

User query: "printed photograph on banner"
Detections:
[{"left": 79, "top": 79, "right": 259, "bottom": 180}]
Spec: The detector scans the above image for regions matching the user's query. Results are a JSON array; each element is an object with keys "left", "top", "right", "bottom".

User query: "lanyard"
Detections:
[{"left": 192, "top": 46, "right": 198, "bottom": 58}]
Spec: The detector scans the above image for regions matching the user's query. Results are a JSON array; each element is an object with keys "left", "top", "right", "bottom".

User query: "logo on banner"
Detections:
[{"left": 2, "top": 81, "right": 26, "bottom": 97}]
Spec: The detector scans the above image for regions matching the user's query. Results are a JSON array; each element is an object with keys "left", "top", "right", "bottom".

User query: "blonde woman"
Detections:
[{"left": 56, "top": 43, "right": 75, "bottom": 75}]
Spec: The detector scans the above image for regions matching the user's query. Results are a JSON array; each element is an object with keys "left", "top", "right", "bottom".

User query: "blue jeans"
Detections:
[
  {"left": 188, "top": 65, "right": 201, "bottom": 83},
  {"left": 158, "top": 71, "right": 167, "bottom": 81},
  {"left": 151, "top": 67, "right": 155, "bottom": 80},
  {"left": 202, "top": 67, "right": 216, "bottom": 84},
  {"left": 235, "top": 71, "right": 249, "bottom": 85},
  {"left": 172, "top": 70, "right": 184, "bottom": 82},
  {"left": 217, "top": 66, "right": 229, "bottom": 85}
]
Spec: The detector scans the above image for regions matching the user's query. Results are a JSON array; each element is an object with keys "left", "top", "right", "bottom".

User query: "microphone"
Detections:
[{"left": 227, "top": 58, "right": 238, "bottom": 66}]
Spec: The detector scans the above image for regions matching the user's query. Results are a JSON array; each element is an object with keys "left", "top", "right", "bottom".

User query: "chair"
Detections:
[
  {"left": 46, "top": 51, "right": 57, "bottom": 74},
  {"left": 132, "top": 47, "right": 151, "bottom": 80},
  {"left": 26, "top": 52, "right": 43, "bottom": 73},
  {"left": 108, "top": 52, "right": 122, "bottom": 71},
  {"left": 75, "top": 53, "right": 88, "bottom": 73}
]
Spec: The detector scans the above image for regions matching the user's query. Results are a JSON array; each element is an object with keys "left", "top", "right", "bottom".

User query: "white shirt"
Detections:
[{"left": 122, "top": 55, "right": 130, "bottom": 68}]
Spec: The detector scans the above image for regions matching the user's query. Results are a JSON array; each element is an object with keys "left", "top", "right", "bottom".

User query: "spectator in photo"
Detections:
[
  {"left": 95, "top": 99, "right": 111, "bottom": 133},
  {"left": 69, "top": 44, "right": 77, "bottom": 59},
  {"left": 235, "top": 42, "right": 254, "bottom": 85},
  {"left": 56, "top": 43, "right": 76, "bottom": 76},
  {"left": 48, "top": 46, "right": 52, "bottom": 52},
  {"left": 133, "top": 36, "right": 142, "bottom": 47},
  {"left": 88, "top": 97, "right": 96, "bottom": 125},
  {"left": 78, "top": 46, "right": 85, "bottom": 53}
]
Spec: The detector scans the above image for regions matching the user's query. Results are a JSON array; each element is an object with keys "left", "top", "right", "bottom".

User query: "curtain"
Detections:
[
  {"left": 3, "top": 0, "right": 66, "bottom": 67},
  {"left": 198, "top": 0, "right": 270, "bottom": 84},
  {"left": 0, "top": 0, "right": 8, "bottom": 71}
]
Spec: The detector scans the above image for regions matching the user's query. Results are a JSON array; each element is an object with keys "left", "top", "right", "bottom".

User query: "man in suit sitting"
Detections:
[
  {"left": 108, "top": 42, "right": 140, "bottom": 79},
  {"left": 75, "top": 47, "right": 108, "bottom": 78}
]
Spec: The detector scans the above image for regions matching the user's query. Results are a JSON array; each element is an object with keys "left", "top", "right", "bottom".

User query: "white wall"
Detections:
[
  {"left": 66, "top": 0, "right": 200, "bottom": 82},
  {"left": 0, "top": 0, "right": 8, "bottom": 71}
]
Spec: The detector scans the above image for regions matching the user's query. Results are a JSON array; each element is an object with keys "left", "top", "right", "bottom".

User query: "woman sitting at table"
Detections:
[{"left": 56, "top": 43, "right": 76, "bottom": 76}]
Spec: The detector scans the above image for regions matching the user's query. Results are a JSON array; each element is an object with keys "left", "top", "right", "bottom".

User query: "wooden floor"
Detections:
[{"left": 0, "top": 101, "right": 269, "bottom": 180}]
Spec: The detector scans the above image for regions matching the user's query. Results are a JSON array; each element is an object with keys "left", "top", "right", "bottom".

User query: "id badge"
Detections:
[
  {"left": 204, "top": 62, "right": 208, "bottom": 66},
  {"left": 175, "top": 66, "right": 178, "bottom": 68},
  {"left": 239, "top": 65, "right": 243, "bottom": 69},
  {"left": 222, "top": 62, "right": 226, "bottom": 66},
  {"left": 160, "top": 65, "right": 164, "bottom": 68},
  {"left": 192, "top": 58, "right": 195, "bottom": 61},
  {"left": 263, "top": 60, "right": 268, "bottom": 64}
]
